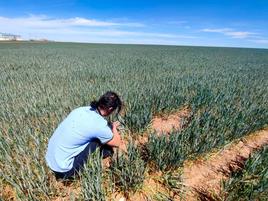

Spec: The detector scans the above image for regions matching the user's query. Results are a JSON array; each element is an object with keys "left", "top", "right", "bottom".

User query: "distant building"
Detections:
[{"left": 0, "top": 32, "right": 21, "bottom": 41}]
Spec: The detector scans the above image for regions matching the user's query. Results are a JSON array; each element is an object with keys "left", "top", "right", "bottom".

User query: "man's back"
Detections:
[{"left": 45, "top": 106, "right": 113, "bottom": 172}]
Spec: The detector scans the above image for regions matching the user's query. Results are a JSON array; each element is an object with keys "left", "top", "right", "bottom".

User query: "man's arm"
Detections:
[{"left": 106, "top": 121, "right": 122, "bottom": 147}]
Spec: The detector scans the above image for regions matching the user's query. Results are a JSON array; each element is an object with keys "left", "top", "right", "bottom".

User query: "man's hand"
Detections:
[
  {"left": 112, "top": 121, "right": 120, "bottom": 130},
  {"left": 111, "top": 121, "right": 127, "bottom": 152},
  {"left": 106, "top": 121, "right": 122, "bottom": 147},
  {"left": 119, "top": 140, "right": 127, "bottom": 153}
]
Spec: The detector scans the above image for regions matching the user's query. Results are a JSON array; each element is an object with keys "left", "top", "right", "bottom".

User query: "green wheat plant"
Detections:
[
  {"left": 222, "top": 145, "right": 268, "bottom": 201},
  {"left": 147, "top": 131, "right": 191, "bottom": 171},
  {"left": 109, "top": 142, "right": 146, "bottom": 194},
  {"left": 80, "top": 149, "right": 106, "bottom": 201}
]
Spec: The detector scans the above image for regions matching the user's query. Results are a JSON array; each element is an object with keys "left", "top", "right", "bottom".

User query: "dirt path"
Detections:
[{"left": 180, "top": 128, "right": 268, "bottom": 200}]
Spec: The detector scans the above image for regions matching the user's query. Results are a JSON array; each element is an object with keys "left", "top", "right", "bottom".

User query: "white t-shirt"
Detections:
[{"left": 45, "top": 106, "right": 113, "bottom": 172}]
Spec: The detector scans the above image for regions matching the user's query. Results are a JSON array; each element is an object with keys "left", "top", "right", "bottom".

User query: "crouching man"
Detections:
[{"left": 45, "top": 91, "right": 123, "bottom": 180}]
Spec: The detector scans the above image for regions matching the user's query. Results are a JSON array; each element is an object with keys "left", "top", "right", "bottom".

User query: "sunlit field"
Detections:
[{"left": 0, "top": 42, "right": 267, "bottom": 200}]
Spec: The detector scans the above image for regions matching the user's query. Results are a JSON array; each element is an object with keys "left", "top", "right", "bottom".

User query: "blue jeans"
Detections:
[{"left": 53, "top": 139, "right": 113, "bottom": 180}]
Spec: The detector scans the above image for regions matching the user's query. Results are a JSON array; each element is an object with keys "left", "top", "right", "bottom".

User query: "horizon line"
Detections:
[{"left": 0, "top": 40, "right": 267, "bottom": 50}]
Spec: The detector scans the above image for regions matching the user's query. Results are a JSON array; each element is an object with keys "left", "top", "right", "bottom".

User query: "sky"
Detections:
[{"left": 0, "top": 0, "right": 267, "bottom": 48}]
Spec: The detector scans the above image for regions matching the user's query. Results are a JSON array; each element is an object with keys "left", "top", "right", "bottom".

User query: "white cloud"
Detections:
[
  {"left": 225, "top": 31, "right": 256, "bottom": 39},
  {"left": 249, "top": 39, "right": 268, "bottom": 44},
  {"left": 27, "top": 27, "right": 198, "bottom": 39},
  {"left": 0, "top": 15, "right": 145, "bottom": 29},
  {"left": 201, "top": 28, "right": 257, "bottom": 39},
  {"left": 88, "top": 30, "right": 197, "bottom": 39},
  {"left": 0, "top": 14, "right": 198, "bottom": 42},
  {"left": 202, "top": 28, "right": 232, "bottom": 33}
]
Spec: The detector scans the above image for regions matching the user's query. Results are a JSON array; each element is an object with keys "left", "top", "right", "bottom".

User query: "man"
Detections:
[{"left": 45, "top": 91, "right": 123, "bottom": 180}]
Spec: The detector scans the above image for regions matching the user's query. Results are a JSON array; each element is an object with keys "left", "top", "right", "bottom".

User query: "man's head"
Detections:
[{"left": 90, "top": 91, "right": 122, "bottom": 116}]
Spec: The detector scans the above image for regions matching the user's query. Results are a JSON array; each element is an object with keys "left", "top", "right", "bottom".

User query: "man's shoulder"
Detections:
[
  {"left": 73, "top": 106, "right": 107, "bottom": 124},
  {"left": 70, "top": 106, "right": 91, "bottom": 115},
  {"left": 73, "top": 106, "right": 90, "bottom": 111}
]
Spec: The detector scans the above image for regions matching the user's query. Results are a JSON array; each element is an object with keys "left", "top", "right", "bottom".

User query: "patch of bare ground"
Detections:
[
  {"left": 180, "top": 127, "right": 268, "bottom": 201},
  {"left": 46, "top": 170, "right": 81, "bottom": 201},
  {"left": 51, "top": 180, "right": 81, "bottom": 201},
  {"left": 108, "top": 171, "right": 170, "bottom": 201},
  {"left": 1, "top": 184, "right": 16, "bottom": 201},
  {"left": 151, "top": 107, "right": 191, "bottom": 135},
  {"left": 132, "top": 106, "right": 191, "bottom": 147}
]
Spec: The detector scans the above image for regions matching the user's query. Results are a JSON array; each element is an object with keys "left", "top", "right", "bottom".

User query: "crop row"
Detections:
[{"left": 0, "top": 43, "right": 267, "bottom": 199}]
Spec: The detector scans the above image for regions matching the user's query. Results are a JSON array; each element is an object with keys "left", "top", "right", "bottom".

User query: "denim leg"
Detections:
[
  {"left": 54, "top": 140, "right": 114, "bottom": 180},
  {"left": 101, "top": 144, "right": 114, "bottom": 158},
  {"left": 54, "top": 140, "right": 101, "bottom": 180}
]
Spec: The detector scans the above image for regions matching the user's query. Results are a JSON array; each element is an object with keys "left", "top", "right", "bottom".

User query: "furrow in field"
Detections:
[{"left": 180, "top": 127, "right": 268, "bottom": 200}]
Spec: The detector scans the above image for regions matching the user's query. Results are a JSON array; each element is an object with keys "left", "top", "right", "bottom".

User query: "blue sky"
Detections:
[{"left": 0, "top": 0, "right": 267, "bottom": 48}]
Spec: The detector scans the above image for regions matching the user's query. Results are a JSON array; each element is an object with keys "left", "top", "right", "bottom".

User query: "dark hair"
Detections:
[{"left": 90, "top": 91, "right": 122, "bottom": 115}]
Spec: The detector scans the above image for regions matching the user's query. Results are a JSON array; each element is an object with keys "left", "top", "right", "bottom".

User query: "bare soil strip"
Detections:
[
  {"left": 1, "top": 184, "right": 16, "bottom": 200},
  {"left": 150, "top": 108, "right": 268, "bottom": 200},
  {"left": 180, "top": 128, "right": 268, "bottom": 200},
  {"left": 109, "top": 171, "right": 171, "bottom": 201},
  {"left": 151, "top": 107, "right": 191, "bottom": 135},
  {"left": 133, "top": 107, "right": 191, "bottom": 146}
]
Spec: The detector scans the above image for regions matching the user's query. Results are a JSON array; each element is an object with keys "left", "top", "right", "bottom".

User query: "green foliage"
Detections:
[
  {"left": 148, "top": 81, "right": 268, "bottom": 170},
  {"left": 153, "top": 192, "right": 173, "bottom": 201},
  {"left": 147, "top": 131, "right": 190, "bottom": 170},
  {"left": 80, "top": 149, "right": 106, "bottom": 201},
  {"left": 0, "top": 126, "right": 53, "bottom": 200},
  {"left": 223, "top": 146, "right": 268, "bottom": 201},
  {"left": 162, "top": 170, "right": 186, "bottom": 200},
  {"left": 124, "top": 102, "right": 153, "bottom": 133},
  {"left": 109, "top": 143, "right": 146, "bottom": 193},
  {"left": 0, "top": 42, "right": 267, "bottom": 199}
]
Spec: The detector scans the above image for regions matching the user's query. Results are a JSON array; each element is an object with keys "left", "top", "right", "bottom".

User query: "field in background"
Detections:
[{"left": 0, "top": 42, "right": 267, "bottom": 200}]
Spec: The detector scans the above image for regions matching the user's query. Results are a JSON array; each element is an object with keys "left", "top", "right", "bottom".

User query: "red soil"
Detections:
[
  {"left": 151, "top": 107, "right": 191, "bottom": 135},
  {"left": 51, "top": 180, "right": 81, "bottom": 201},
  {"left": 134, "top": 107, "right": 191, "bottom": 146},
  {"left": 180, "top": 128, "right": 268, "bottom": 200},
  {"left": 0, "top": 185, "right": 16, "bottom": 200}
]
